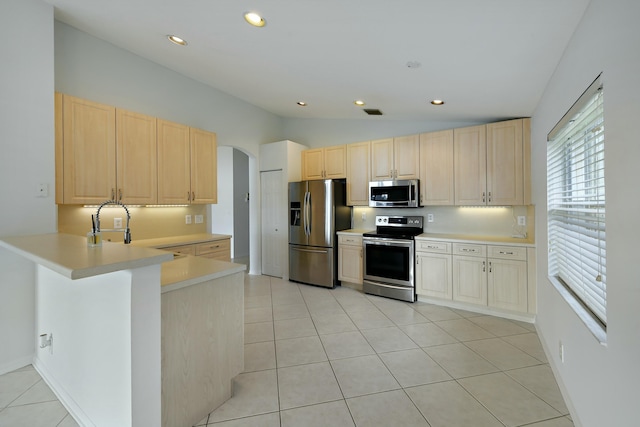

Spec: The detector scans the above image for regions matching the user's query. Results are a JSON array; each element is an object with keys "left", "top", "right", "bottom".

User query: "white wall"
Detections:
[
  {"left": 210, "top": 147, "right": 235, "bottom": 253},
  {"left": 282, "top": 118, "right": 483, "bottom": 147},
  {"left": 531, "top": 0, "right": 640, "bottom": 425},
  {"left": 0, "top": 0, "right": 55, "bottom": 373}
]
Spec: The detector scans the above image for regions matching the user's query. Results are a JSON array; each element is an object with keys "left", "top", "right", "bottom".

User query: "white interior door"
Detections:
[{"left": 261, "top": 170, "right": 284, "bottom": 277}]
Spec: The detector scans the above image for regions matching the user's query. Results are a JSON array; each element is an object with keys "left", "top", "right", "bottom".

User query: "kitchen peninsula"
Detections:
[{"left": 0, "top": 233, "right": 245, "bottom": 427}]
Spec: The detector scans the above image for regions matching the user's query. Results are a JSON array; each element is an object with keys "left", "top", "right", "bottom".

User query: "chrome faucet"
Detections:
[{"left": 95, "top": 200, "right": 132, "bottom": 244}]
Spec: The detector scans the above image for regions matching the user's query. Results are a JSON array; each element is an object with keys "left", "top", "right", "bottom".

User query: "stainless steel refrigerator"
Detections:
[{"left": 289, "top": 179, "right": 351, "bottom": 288}]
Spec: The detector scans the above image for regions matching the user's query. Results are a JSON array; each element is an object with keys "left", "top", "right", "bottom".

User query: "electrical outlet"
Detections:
[
  {"left": 427, "top": 213, "right": 434, "bottom": 223},
  {"left": 36, "top": 183, "right": 48, "bottom": 198},
  {"left": 517, "top": 216, "right": 526, "bottom": 226},
  {"left": 114, "top": 218, "right": 122, "bottom": 229},
  {"left": 559, "top": 341, "right": 565, "bottom": 363},
  {"left": 362, "top": 212, "right": 366, "bottom": 221},
  {"left": 185, "top": 214, "right": 192, "bottom": 224},
  {"left": 195, "top": 214, "right": 203, "bottom": 224}
]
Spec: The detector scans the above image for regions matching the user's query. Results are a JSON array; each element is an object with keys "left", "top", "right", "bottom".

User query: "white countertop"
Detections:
[
  {"left": 0, "top": 233, "right": 173, "bottom": 280},
  {"left": 416, "top": 232, "right": 535, "bottom": 247},
  {"left": 337, "top": 229, "right": 374, "bottom": 235},
  {"left": 160, "top": 256, "right": 246, "bottom": 292},
  {"left": 336, "top": 229, "right": 534, "bottom": 246},
  {"left": 130, "top": 233, "right": 232, "bottom": 249}
]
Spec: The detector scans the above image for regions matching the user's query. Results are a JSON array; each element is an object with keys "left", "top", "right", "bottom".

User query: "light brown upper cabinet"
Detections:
[
  {"left": 371, "top": 135, "right": 420, "bottom": 180},
  {"left": 454, "top": 124, "right": 487, "bottom": 206},
  {"left": 419, "top": 129, "right": 454, "bottom": 205},
  {"left": 189, "top": 127, "right": 218, "bottom": 204},
  {"left": 346, "top": 141, "right": 371, "bottom": 206},
  {"left": 56, "top": 93, "right": 218, "bottom": 206},
  {"left": 157, "top": 120, "right": 217, "bottom": 204},
  {"left": 454, "top": 119, "right": 530, "bottom": 206},
  {"left": 116, "top": 109, "right": 157, "bottom": 205},
  {"left": 486, "top": 118, "right": 530, "bottom": 206},
  {"left": 59, "top": 94, "right": 117, "bottom": 204},
  {"left": 301, "top": 145, "right": 346, "bottom": 180}
]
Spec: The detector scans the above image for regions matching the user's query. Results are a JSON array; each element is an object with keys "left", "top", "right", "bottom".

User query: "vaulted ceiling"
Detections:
[{"left": 45, "top": 0, "right": 590, "bottom": 122}]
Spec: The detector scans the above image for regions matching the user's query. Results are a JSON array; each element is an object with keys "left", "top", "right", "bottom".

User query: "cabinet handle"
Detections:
[
  {"left": 192, "top": 192, "right": 195, "bottom": 201},
  {"left": 488, "top": 191, "right": 492, "bottom": 203},
  {"left": 427, "top": 245, "right": 437, "bottom": 249},
  {"left": 482, "top": 261, "right": 486, "bottom": 272},
  {"left": 118, "top": 188, "right": 123, "bottom": 201},
  {"left": 489, "top": 261, "right": 493, "bottom": 273},
  {"left": 187, "top": 192, "right": 191, "bottom": 202},
  {"left": 498, "top": 251, "right": 514, "bottom": 255},
  {"left": 461, "top": 248, "right": 476, "bottom": 253},
  {"left": 111, "top": 188, "right": 115, "bottom": 200},
  {"left": 482, "top": 192, "right": 486, "bottom": 203}
]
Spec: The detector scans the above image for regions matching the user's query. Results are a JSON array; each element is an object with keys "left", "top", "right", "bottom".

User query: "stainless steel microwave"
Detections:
[{"left": 369, "top": 179, "right": 420, "bottom": 208}]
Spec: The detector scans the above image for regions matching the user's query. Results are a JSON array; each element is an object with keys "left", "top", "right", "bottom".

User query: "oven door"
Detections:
[{"left": 363, "top": 237, "right": 414, "bottom": 286}]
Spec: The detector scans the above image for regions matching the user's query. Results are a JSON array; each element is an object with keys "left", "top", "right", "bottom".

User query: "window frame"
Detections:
[{"left": 547, "top": 74, "right": 607, "bottom": 343}]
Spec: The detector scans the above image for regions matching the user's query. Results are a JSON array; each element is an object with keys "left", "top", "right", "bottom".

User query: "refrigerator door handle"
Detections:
[
  {"left": 304, "top": 191, "right": 311, "bottom": 236},
  {"left": 291, "top": 247, "right": 329, "bottom": 255}
]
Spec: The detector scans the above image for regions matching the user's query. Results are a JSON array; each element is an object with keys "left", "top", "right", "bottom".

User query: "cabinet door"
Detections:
[
  {"left": 157, "top": 119, "right": 190, "bottom": 204},
  {"left": 55, "top": 93, "right": 64, "bottom": 204},
  {"left": 488, "top": 258, "right": 527, "bottom": 312},
  {"left": 486, "top": 119, "right": 523, "bottom": 205},
  {"left": 338, "top": 244, "right": 363, "bottom": 284},
  {"left": 62, "top": 95, "right": 116, "bottom": 204},
  {"left": 453, "top": 255, "right": 487, "bottom": 305},
  {"left": 370, "top": 138, "right": 394, "bottom": 180},
  {"left": 301, "top": 148, "right": 325, "bottom": 180},
  {"left": 454, "top": 125, "right": 486, "bottom": 205},
  {"left": 346, "top": 141, "right": 371, "bottom": 206},
  {"left": 116, "top": 109, "right": 157, "bottom": 204},
  {"left": 190, "top": 128, "right": 217, "bottom": 204},
  {"left": 393, "top": 134, "right": 420, "bottom": 179},
  {"left": 324, "top": 145, "right": 346, "bottom": 179},
  {"left": 416, "top": 252, "right": 452, "bottom": 299},
  {"left": 420, "top": 130, "right": 454, "bottom": 205}
]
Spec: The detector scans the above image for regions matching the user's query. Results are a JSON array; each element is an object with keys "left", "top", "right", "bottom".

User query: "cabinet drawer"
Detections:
[
  {"left": 416, "top": 240, "right": 452, "bottom": 254},
  {"left": 453, "top": 243, "right": 486, "bottom": 257},
  {"left": 488, "top": 245, "right": 527, "bottom": 261},
  {"left": 161, "top": 244, "right": 196, "bottom": 256},
  {"left": 339, "top": 234, "right": 363, "bottom": 246},
  {"left": 195, "top": 239, "right": 230, "bottom": 256}
]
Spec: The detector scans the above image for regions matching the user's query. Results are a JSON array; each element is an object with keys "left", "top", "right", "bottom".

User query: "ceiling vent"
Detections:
[{"left": 363, "top": 108, "right": 383, "bottom": 116}]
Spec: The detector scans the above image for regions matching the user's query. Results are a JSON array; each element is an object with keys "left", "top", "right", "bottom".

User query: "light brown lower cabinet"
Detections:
[
  {"left": 416, "top": 239, "right": 531, "bottom": 314},
  {"left": 161, "top": 238, "right": 231, "bottom": 261},
  {"left": 338, "top": 234, "right": 363, "bottom": 285}
]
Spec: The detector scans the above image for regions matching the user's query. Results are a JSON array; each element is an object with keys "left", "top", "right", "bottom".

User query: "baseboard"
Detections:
[
  {"left": 416, "top": 295, "right": 536, "bottom": 323},
  {"left": 0, "top": 354, "right": 34, "bottom": 376},
  {"left": 535, "top": 325, "right": 582, "bottom": 427},
  {"left": 33, "top": 358, "right": 93, "bottom": 427}
]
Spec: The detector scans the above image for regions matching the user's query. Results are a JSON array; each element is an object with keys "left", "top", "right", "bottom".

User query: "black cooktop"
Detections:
[{"left": 363, "top": 215, "right": 424, "bottom": 240}]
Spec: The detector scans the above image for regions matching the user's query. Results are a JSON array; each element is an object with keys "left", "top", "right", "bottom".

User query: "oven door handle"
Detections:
[
  {"left": 363, "top": 238, "right": 413, "bottom": 247},
  {"left": 363, "top": 280, "right": 413, "bottom": 290}
]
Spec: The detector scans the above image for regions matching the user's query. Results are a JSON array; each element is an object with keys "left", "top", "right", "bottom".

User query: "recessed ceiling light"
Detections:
[
  {"left": 354, "top": 100, "right": 366, "bottom": 106},
  {"left": 244, "top": 12, "right": 266, "bottom": 27},
  {"left": 431, "top": 99, "right": 445, "bottom": 105},
  {"left": 167, "top": 35, "right": 187, "bottom": 46},
  {"left": 297, "top": 101, "right": 307, "bottom": 107}
]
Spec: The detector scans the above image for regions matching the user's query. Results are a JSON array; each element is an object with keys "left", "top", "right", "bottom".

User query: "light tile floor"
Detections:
[{"left": 0, "top": 274, "right": 573, "bottom": 427}]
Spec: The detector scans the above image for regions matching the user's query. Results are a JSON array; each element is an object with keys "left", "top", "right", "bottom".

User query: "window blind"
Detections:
[{"left": 547, "top": 76, "right": 606, "bottom": 326}]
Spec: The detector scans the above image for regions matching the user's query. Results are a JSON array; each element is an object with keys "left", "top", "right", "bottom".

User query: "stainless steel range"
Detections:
[{"left": 362, "top": 215, "right": 424, "bottom": 302}]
